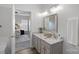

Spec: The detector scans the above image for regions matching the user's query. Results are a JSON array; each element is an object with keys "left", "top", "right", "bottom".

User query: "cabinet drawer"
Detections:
[
  {"left": 41, "top": 40, "right": 45, "bottom": 54},
  {"left": 51, "top": 42, "right": 63, "bottom": 54},
  {"left": 32, "top": 34, "right": 63, "bottom": 54}
]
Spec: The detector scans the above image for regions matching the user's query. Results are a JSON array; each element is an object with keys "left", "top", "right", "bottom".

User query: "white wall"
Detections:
[{"left": 38, "top": 4, "right": 58, "bottom": 12}]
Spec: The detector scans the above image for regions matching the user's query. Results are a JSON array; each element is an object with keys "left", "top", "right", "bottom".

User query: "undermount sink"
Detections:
[
  {"left": 44, "top": 33, "right": 52, "bottom": 38},
  {"left": 43, "top": 32, "right": 58, "bottom": 39}
]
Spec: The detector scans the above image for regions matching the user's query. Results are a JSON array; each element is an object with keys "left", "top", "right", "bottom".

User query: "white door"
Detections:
[
  {"left": 67, "top": 17, "right": 78, "bottom": 46},
  {"left": 0, "top": 5, "right": 14, "bottom": 54}
]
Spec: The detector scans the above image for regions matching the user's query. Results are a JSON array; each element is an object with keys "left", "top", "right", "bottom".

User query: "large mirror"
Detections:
[{"left": 43, "top": 14, "right": 58, "bottom": 33}]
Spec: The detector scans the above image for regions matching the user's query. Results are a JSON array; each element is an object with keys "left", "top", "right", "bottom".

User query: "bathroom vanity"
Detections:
[
  {"left": 32, "top": 33, "right": 63, "bottom": 54},
  {"left": 32, "top": 14, "right": 63, "bottom": 54}
]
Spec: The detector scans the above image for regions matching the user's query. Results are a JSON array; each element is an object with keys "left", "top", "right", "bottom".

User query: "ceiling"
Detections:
[
  {"left": 38, "top": 4, "right": 58, "bottom": 12},
  {"left": 0, "top": 4, "right": 12, "bottom": 9}
]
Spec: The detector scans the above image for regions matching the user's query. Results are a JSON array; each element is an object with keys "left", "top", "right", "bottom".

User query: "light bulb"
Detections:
[
  {"left": 50, "top": 5, "right": 63, "bottom": 13},
  {"left": 42, "top": 11, "right": 48, "bottom": 16}
]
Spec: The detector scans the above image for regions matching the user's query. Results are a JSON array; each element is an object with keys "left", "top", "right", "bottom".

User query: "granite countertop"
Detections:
[{"left": 33, "top": 33, "right": 63, "bottom": 45}]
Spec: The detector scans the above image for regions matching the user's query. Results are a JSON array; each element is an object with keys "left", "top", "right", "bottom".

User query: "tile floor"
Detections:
[
  {"left": 16, "top": 48, "right": 39, "bottom": 54},
  {"left": 15, "top": 34, "right": 31, "bottom": 52}
]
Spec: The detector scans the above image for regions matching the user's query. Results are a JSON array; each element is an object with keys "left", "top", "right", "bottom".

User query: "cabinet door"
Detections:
[
  {"left": 51, "top": 42, "right": 63, "bottom": 54},
  {"left": 44, "top": 43, "right": 50, "bottom": 54},
  {"left": 32, "top": 35, "right": 35, "bottom": 47},
  {"left": 32, "top": 35, "right": 37, "bottom": 49},
  {"left": 37, "top": 38, "right": 41, "bottom": 53},
  {"left": 41, "top": 40, "right": 50, "bottom": 54},
  {"left": 41, "top": 40, "right": 45, "bottom": 54}
]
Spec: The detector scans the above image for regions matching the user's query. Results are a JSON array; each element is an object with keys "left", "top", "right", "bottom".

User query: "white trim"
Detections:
[{"left": 11, "top": 4, "right": 15, "bottom": 54}]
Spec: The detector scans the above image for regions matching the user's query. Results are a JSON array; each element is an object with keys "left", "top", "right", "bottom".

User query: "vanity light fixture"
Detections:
[
  {"left": 42, "top": 11, "right": 48, "bottom": 16},
  {"left": 38, "top": 11, "right": 48, "bottom": 17},
  {"left": 37, "top": 13, "right": 42, "bottom": 17},
  {"left": 50, "top": 5, "right": 63, "bottom": 13},
  {"left": 38, "top": 5, "right": 63, "bottom": 17}
]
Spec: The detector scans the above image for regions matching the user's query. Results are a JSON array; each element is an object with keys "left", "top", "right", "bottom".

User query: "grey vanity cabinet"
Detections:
[
  {"left": 32, "top": 34, "right": 63, "bottom": 54},
  {"left": 32, "top": 34, "right": 51, "bottom": 54},
  {"left": 41, "top": 41, "right": 63, "bottom": 54}
]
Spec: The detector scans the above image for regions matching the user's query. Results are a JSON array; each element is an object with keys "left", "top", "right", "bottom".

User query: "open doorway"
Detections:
[{"left": 15, "top": 9, "right": 31, "bottom": 53}]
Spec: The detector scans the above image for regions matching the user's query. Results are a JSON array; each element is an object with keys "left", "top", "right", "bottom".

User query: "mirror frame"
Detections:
[{"left": 43, "top": 14, "right": 58, "bottom": 33}]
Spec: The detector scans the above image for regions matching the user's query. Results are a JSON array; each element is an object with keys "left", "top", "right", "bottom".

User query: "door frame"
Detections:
[{"left": 11, "top": 4, "right": 15, "bottom": 54}]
